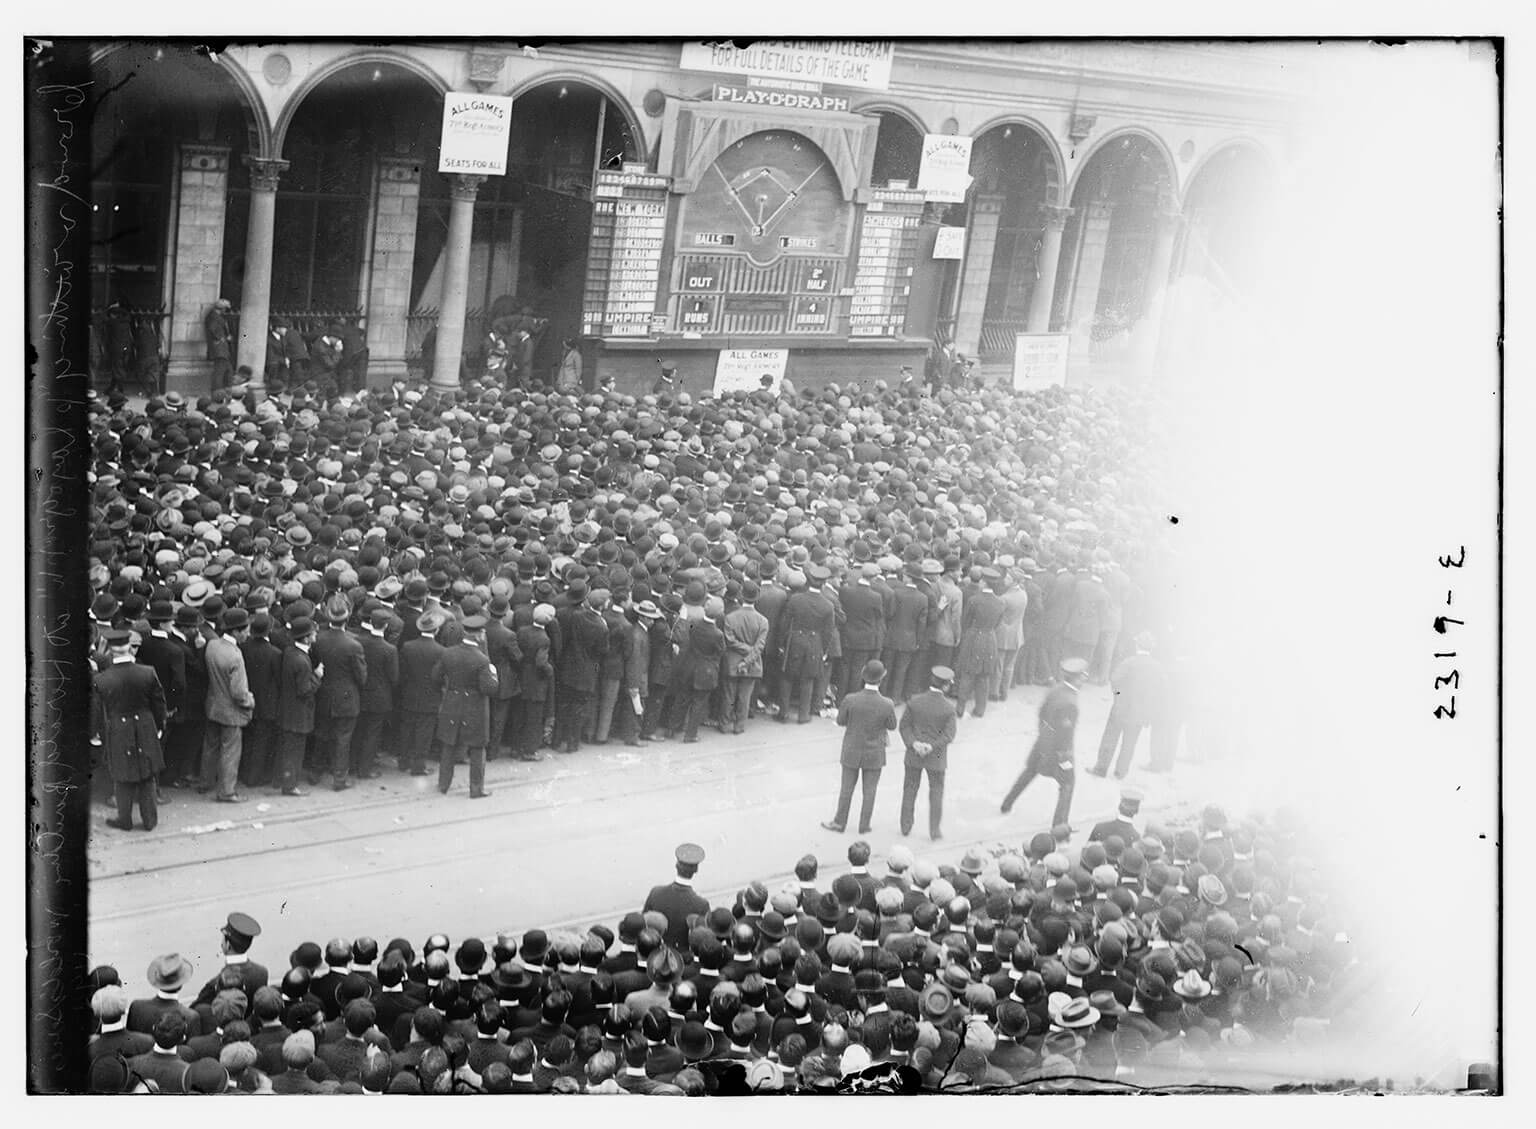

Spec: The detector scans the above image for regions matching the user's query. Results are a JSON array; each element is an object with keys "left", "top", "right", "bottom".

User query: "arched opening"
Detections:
[
  {"left": 88, "top": 43, "right": 259, "bottom": 378},
  {"left": 224, "top": 60, "right": 442, "bottom": 339},
  {"left": 1056, "top": 132, "right": 1176, "bottom": 358},
  {"left": 1178, "top": 143, "right": 1274, "bottom": 298},
  {"left": 413, "top": 79, "right": 641, "bottom": 375},
  {"left": 869, "top": 110, "right": 925, "bottom": 187},
  {"left": 963, "top": 122, "right": 1062, "bottom": 360}
]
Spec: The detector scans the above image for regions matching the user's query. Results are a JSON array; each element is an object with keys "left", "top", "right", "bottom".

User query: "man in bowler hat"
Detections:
[{"left": 822, "top": 660, "right": 897, "bottom": 835}]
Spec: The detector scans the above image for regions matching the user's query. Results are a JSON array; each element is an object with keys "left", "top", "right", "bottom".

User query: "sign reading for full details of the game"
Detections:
[
  {"left": 439, "top": 93, "right": 512, "bottom": 175},
  {"left": 681, "top": 41, "right": 894, "bottom": 90}
]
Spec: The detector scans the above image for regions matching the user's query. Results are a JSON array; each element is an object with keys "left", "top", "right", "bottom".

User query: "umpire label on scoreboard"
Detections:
[
  {"left": 440, "top": 93, "right": 512, "bottom": 175},
  {"left": 714, "top": 348, "right": 788, "bottom": 396}
]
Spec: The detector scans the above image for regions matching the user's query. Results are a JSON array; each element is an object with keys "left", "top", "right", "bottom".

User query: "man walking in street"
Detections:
[
  {"left": 1000, "top": 657, "right": 1088, "bottom": 834},
  {"left": 200, "top": 607, "right": 255, "bottom": 804},
  {"left": 822, "top": 660, "right": 897, "bottom": 836},
  {"left": 1088, "top": 632, "right": 1165, "bottom": 779},
  {"left": 898, "top": 665, "right": 958, "bottom": 841}
]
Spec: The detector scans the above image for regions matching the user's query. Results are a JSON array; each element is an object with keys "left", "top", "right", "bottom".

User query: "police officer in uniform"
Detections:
[
  {"left": 95, "top": 628, "right": 167, "bottom": 831},
  {"left": 436, "top": 614, "right": 498, "bottom": 798},
  {"left": 898, "top": 665, "right": 958, "bottom": 841},
  {"left": 1000, "top": 657, "right": 1088, "bottom": 833}
]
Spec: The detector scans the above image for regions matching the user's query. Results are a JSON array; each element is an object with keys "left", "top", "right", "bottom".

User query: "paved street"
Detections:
[{"left": 88, "top": 680, "right": 1237, "bottom": 988}]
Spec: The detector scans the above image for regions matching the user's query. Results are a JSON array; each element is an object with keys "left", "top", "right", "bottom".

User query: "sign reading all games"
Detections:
[{"left": 439, "top": 93, "right": 512, "bottom": 175}]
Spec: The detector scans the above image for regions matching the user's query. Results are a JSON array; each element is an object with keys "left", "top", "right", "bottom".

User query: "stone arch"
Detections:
[
  {"left": 969, "top": 113, "right": 1066, "bottom": 206},
  {"left": 272, "top": 49, "right": 451, "bottom": 156},
  {"left": 89, "top": 41, "right": 272, "bottom": 156},
  {"left": 505, "top": 69, "right": 647, "bottom": 156},
  {"left": 854, "top": 100, "right": 930, "bottom": 136},
  {"left": 1180, "top": 136, "right": 1278, "bottom": 210},
  {"left": 1066, "top": 125, "right": 1179, "bottom": 207}
]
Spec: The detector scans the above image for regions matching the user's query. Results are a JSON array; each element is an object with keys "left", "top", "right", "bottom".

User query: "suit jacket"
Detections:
[
  {"left": 1066, "top": 577, "right": 1109, "bottom": 645},
  {"left": 399, "top": 636, "right": 447, "bottom": 713},
  {"left": 836, "top": 687, "right": 897, "bottom": 769},
  {"left": 194, "top": 958, "right": 270, "bottom": 1005},
  {"left": 95, "top": 659, "right": 167, "bottom": 781},
  {"left": 88, "top": 1028, "right": 154, "bottom": 1062},
  {"left": 676, "top": 618, "right": 725, "bottom": 692},
  {"left": 756, "top": 583, "right": 791, "bottom": 657},
  {"left": 956, "top": 590, "right": 1005, "bottom": 674},
  {"left": 137, "top": 631, "right": 187, "bottom": 715},
  {"left": 722, "top": 606, "right": 770, "bottom": 679},
  {"left": 313, "top": 627, "right": 367, "bottom": 718},
  {"left": 1045, "top": 570, "right": 1077, "bottom": 632},
  {"left": 1029, "top": 684, "right": 1080, "bottom": 764},
  {"left": 434, "top": 641, "right": 498, "bottom": 747},
  {"left": 1088, "top": 816, "right": 1139, "bottom": 845},
  {"left": 643, "top": 881, "right": 710, "bottom": 951},
  {"left": 239, "top": 636, "right": 283, "bottom": 722},
  {"left": 780, "top": 590, "right": 835, "bottom": 678},
  {"left": 839, "top": 581, "right": 887, "bottom": 652},
  {"left": 623, "top": 623, "right": 651, "bottom": 693},
  {"left": 358, "top": 630, "right": 400, "bottom": 714},
  {"left": 1108, "top": 652, "right": 1166, "bottom": 725},
  {"left": 599, "top": 608, "right": 629, "bottom": 680},
  {"left": 128, "top": 1048, "right": 191, "bottom": 1093},
  {"left": 995, "top": 587, "right": 1030, "bottom": 651},
  {"left": 899, "top": 689, "right": 958, "bottom": 772},
  {"left": 556, "top": 606, "right": 609, "bottom": 692},
  {"left": 484, "top": 620, "right": 522, "bottom": 700},
  {"left": 277, "top": 643, "right": 322, "bottom": 733},
  {"left": 886, "top": 584, "right": 929, "bottom": 653},
  {"left": 513, "top": 625, "right": 553, "bottom": 700},
  {"left": 930, "top": 577, "right": 963, "bottom": 647},
  {"left": 127, "top": 996, "right": 202, "bottom": 1038},
  {"left": 175, "top": 631, "right": 208, "bottom": 721},
  {"left": 203, "top": 634, "right": 254, "bottom": 727}
]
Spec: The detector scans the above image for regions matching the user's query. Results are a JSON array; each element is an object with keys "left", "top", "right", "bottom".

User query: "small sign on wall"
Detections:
[
  {"left": 1013, "top": 333, "right": 1071, "bottom": 390},
  {"left": 439, "top": 93, "right": 512, "bottom": 175},
  {"left": 933, "top": 227, "right": 966, "bottom": 260}
]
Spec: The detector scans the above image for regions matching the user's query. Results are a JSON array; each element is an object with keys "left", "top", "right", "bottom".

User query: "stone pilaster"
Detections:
[
  {"left": 165, "top": 143, "right": 230, "bottom": 393},
  {"left": 1065, "top": 197, "right": 1115, "bottom": 365},
  {"left": 365, "top": 156, "right": 423, "bottom": 384},
  {"left": 235, "top": 156, "right": 290, "bottom": 396},
  {"left": 951, "top": 194, "right": 1004, "bottom": 358},
  {"left": 1026, "top": 204, "right": 1074, "bottom": 333},
  {"left": 430, "top": 173, "right": 487, "bottom": 392}
]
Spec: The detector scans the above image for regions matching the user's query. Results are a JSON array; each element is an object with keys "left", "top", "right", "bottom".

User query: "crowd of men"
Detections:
[
  {"left": 88, "top": 365, "right": 1190, "bottom": 830},
  {"left": 86, "top": 796, "right": 1352, "bottom": 1094}
]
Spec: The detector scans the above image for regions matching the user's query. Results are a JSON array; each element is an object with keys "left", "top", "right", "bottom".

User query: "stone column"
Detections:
[
  {"left": 234, "top": 157, "right": 289, "bottom": 397},
  {"left": 1025, "top": 204, "right": 1074, "bottom": 333},
  {"left": 365, "top": 156, "right": 423, "bottom": 386},
  {"left": 1065, "top": 197, "right": 1115, "bottom": 366},
  {"left": 1136, "top": 205, "right": 1184, "bottom": 377},
  {"left": 951, "top": 194, "right": 1004, "bottom": 358},
  {"left": 430, "top": 173, "right": 485, "bottom": 394},
  {"left": 165, "top": 143, "right": 230, "bottom": 393}
]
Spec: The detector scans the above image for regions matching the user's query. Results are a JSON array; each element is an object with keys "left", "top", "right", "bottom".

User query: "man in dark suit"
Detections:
[
  {"left": 90, "top": 986, "right": 154, "bottom": 1062},
  {"left": 169, "top": 604, "right": 208, "bottom": 788},
  {"left": 136, "top": 601, "right": 184, "bottom": 788},
  {"left": 193, "top": 912, "right": 268, "bottom": 1004},
  {"left": 882, "top": 563, "right": 930, "bottom": 701},
  {"left": 95, "top": 628, "right": 167, "bottom": 831},
  {"left": 399, "top": 610, "right": 448, "bottom": 775},
  {"left": 754, "top": 575, "right": 790, "bottom": 717},
  {"left": 1089, "top": 632, "right": 1166, "bottom": 779},
  {"left": 276, "top": 616, "right": 323, "bottom": 797},
  {"left": 483, "top": 598, "right": 521, "bottom": 758},
  {"left": 839, "top": 563, "right": 887, "bottom": 700},
  {"left": 354, "top": 608, "right": 399, "bottom": 779},
  {"left": 676, "top": 606, "right": 726, "bottom": 743},
  {"left": 898, "top": 665, "right": 959, "bottom": 840},
  {"left": 643, "top": 844, "right": 711, "bottom": 952},
  {"left": 127, "top": 1012, "right": 194, "bottom": 1093},
  {"left": 512, "top": 605, "right": 552, "bottom": 761},
  {"left": 312, "top": 596, "right": 367, "bottom": 791},
  {"left": 822, "top": 660, "right": 897, "bottom": 835},
  {"left": 435, "top": 614, "right": 499, "bottom": 798},
  {"left": 780, "top": 569, "right": 836, "bottom": 725},
  {"left": 1001, "top": 658, "right": 1087, "bottom": 832},
  {"left": 238, "top": 611, "right": 283, "bottom": 788},
  {"left": 128, "top": 954, "right": 202, "bottom": 1038},
  {"left": 554, "top": 585, "right": 609, "bottom": 753},
  {"left": 955, "top": 570, "right": 1006, "bottom": 718}
]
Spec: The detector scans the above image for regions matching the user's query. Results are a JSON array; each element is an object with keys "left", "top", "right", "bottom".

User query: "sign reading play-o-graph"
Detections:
[
  {"left": 1013, "top": 333, "right": 1071, "bottom": 391},
  {"left": 439, "top": 93, "right": 512, "bottom": 175},
  {"left": 714, "top": 348, "right": 789, "bottom": 396}
]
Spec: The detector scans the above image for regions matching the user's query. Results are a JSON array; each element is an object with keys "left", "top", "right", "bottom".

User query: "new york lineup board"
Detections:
[
  {"left": 849, "top": 187, "right": 925, "bottom": 337},
  {"left": 583, "top": 169, "right": 671, "bottom": 338}
]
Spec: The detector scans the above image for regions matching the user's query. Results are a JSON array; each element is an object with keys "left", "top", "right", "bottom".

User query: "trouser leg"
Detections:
[
  {"left": 137, "top": 777, "right": 158, "bottom": 830},
  {"left": 198, "top": 723, "right": 220, "bottom": 791},
  {"left": 995, "top": 651, "right": 1019, "bottom": 698},
  {"left": 1051, "top": 766, "right": 1076, "bottom": 829},
  {"left": 244, "top": 719, "right": 276, "bottom": 786},
  {"left": 515, "top": 698, "right": 544, "bottom": 757},
  {"left": 439, "top": 743, "right": 460, "bottom": 791},
  {"left": 352, "top": 712, "right": 385, "bottom": 776},
  {"left": 218, "top": 725, "right": 242, "bottom": 797},
  {"left": 1115, "top": 723, "right": 1145, "bottom": 778},
  {"left": 889, "top": 651, "right": 915, "bottom": 701},
  {"left": 468, "top": 746, "right": 486, "bottom": 795},
  {"left": 278, "top": 730, "right": 307, "bottom": 791},
  {"left": 683, "top": 690, "right": 710, "bottom": 740},
  {"left": 116, "top": 780, "right": 137, "bottom": 827},
  {"left": 486, "top": 699, "right": 510, "bottom": 757},
  {"left": 857, "top": 767, "right": 882, "bottom": 832},
  {"left": 1094, "top": 706, "right": 1124, "bottom": 774},
  {"left": 330, "top": 716, "right": 357, "bottom": 783},
  {"left": 594, "top": 678, "right": 620, "bottom": 742},
  {"left": 1002, "top": 763, "right": 1038, "bottom": 812},
  {"left": 641, "top": 685, "right": 666, "bottom": 739},
  {"left": 927, "top": 769, "right": 945, "bottom": 838},
  {"left": 899, "top": 763, "right": 921, "bottom": 834},
  {"left": 796, "top": 679, "right": 815, "bottom": 722},
  {"left": 831, "top": 765, "right": 859, "bottom": 827}
]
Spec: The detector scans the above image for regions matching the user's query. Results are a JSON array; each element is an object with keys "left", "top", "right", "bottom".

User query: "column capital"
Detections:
[
  {"left": 378, "top": 155, "right": 423, "bottom": 184},
  {"left": 467, "top": 50, "right": 508, "bottom": 91},
  {"left": 243, "top": 156, "right": 290, "bottom": 192},
  {"left": 449, "top": 173, "right": 487, "bottom": 202},
  {"left": 179, "top": 143, "right": 230, "bottom": 173},
  {"left": 1040, "top": 204, "right": 1074, "bottom": 232}
]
